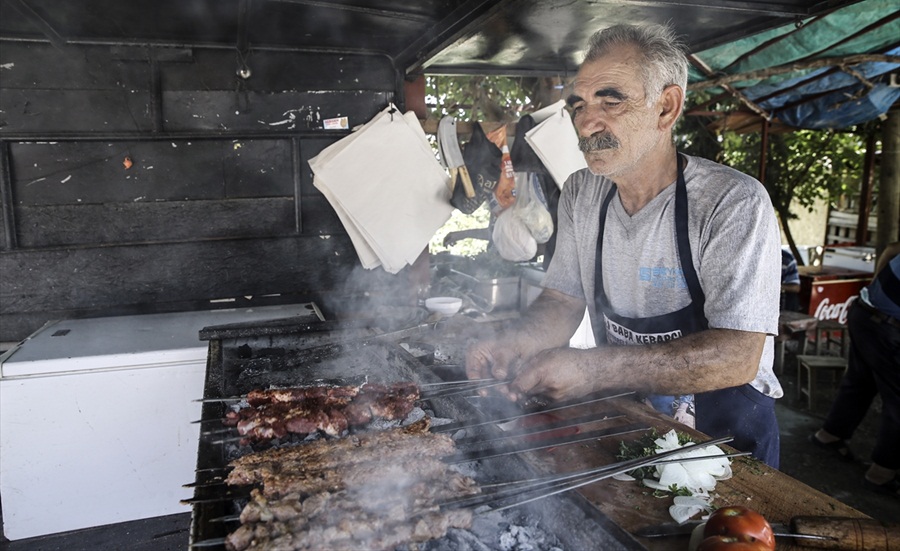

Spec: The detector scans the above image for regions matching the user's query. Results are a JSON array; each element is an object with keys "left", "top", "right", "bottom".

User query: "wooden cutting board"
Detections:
[{"left": 519, "top": 396, "right": 866, "bottom": 551}]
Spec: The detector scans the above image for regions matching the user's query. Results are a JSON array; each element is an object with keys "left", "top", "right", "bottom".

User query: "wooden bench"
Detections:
[
  {"left": 796, "top": 354, "right": 848, "bottom": 410},
  {"left": 807, "top": 319, "right": 850, "bottom": 357},
  {"left": 774, "top": 311, "right": 818, "bottom": 375}
]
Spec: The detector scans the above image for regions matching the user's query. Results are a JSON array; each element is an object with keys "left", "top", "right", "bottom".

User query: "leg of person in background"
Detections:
[{"left": 811, "top": 303, "right": 900, "bottom": 497}]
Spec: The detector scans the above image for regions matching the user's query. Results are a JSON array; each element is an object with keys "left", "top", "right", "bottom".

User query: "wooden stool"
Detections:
[{"left": 796, "top": 355, "right": 848, "bottom": 410}]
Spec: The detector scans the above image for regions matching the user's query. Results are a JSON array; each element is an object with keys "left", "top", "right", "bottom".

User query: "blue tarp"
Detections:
[
  {"left": 745, "top": 46, "right": 900, "bottom": 129},
  {"left": 689, "top": 0, "right": 900, "bottom": 130}
]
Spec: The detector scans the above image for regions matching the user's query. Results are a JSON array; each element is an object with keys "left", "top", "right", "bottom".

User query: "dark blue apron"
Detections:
[{"left": 594, "top": 154, "right": 780, "bottom": 468}]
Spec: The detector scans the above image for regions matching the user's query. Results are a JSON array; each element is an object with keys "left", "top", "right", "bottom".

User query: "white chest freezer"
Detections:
[
  {"left": 0, "top": 303, "right": 323, "bottom": 541},
  {"left": 822, "top": 246, "right": 876, "bottom": 272}
]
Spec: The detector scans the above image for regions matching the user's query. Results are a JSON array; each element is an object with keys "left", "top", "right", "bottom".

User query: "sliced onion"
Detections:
[{"left": 669, "top": 495, "right": 713, "bottom": 524}]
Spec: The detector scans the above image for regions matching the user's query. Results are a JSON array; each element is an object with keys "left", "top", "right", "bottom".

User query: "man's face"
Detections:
[{"left": 568, "top": 43, "right": 665, "bottom": 178}]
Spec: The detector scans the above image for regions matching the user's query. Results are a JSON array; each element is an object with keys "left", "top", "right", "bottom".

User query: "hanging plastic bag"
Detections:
[
  {"left": 486, "top": 125, "right": 516, "bottom": 213},
  {"left": 492, "top": 207, "right": 537, "bottom": 262},
  {"left": 513, "top": 172, "right": 554, "bottom": 244}
]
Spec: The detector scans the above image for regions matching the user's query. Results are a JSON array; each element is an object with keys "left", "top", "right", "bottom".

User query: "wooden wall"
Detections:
[{"left": 0, "top": 41, "right": 408, "bottom": 343}]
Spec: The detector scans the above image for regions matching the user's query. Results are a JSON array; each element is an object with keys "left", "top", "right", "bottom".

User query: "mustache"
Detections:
[{"left": 578, "top": 132, "right": 620, "bottom": 152}]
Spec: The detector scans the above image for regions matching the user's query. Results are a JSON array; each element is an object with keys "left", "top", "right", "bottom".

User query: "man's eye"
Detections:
[{"left": 572, "top": 104, "right": 584, "bottom": 114}]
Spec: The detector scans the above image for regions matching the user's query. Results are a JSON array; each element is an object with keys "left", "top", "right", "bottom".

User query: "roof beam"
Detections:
[
  {"left": 688, "top": 54, "right": 772, "bottom": 121},
  {"left": 265, "top": 0, "right": 435, "bottom": 23},
  {"left": 395, "top": 0, "right": 506, "bottom": 75},
  {"left": 5, "top": 0, "right": 67, "bottom": 50},
  {"left": 588, "top": 0, "right": 814, "bottom": 17}
]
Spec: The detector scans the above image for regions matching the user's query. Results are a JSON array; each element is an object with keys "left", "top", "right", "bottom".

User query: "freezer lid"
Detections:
[{"left": 0, "top": 303, "right": 323, "bottom": 378}]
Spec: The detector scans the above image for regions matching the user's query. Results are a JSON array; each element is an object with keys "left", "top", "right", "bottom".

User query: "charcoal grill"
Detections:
[{"left": 187, "top": 311, "right": 649, "bottom": 550}]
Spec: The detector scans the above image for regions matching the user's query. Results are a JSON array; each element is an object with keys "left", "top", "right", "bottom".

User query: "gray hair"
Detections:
[{"left": 583, "top": 24, "right": 688, "bottom": 105}]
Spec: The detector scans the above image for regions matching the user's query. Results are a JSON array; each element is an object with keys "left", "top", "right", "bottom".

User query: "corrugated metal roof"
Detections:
[{"left": 1, "top": 0, "right": 892, "bottom": 129}]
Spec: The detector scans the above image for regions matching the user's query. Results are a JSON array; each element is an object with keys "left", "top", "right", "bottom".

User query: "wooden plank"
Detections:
[
  {"left": 163, "top": 90, "right": 391, "bottom": 132},
  {"left": 0, "top": 236, "right": 354, "bottom": 312},
  {"left": 0, "top": 43, "right": 394, "bottom": 93},
  {"left": 0, "top": 89, "right": 156, "bottom": 134},
  {"left": 0, "top": 42, "right": 151, "bottom": 90},
  {"left": 299, "top": 195, "right": 346, "bottom": 234},
  {"left": 14, "top": 198, "right": 296, "bottom": 247},
  {"left": 10, "top": 139, "right": 292, "bottom": 206},
  {"left": 0, "top": 141, "right": 13, "bottom": 251},
  {"left": 163, "top": 49, "right": 396, "bottom": 92},
  {"left": 299, "top": 138, "right": 341, "bottom": 196},
  {"left": 0, "top": 43, "right": 394, "bottom": 136}
]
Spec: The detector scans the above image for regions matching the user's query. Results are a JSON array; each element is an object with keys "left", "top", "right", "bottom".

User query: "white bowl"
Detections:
[{"left": 425, "top": 297, "right": 462, "bottom": 315}]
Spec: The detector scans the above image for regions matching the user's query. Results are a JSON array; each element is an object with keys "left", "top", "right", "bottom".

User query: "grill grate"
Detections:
[{"left": 187, "top": 318, "right": 647, "bottom": 550}]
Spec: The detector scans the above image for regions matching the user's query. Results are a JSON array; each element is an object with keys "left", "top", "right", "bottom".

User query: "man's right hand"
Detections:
[{"left": 465, "top": 338, "right": 524, "bottom": 402}]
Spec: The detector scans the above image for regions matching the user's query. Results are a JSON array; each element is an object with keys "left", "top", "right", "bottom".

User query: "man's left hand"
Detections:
[{"left": 509, "top": 347, "right": 596, "bottom": 402}]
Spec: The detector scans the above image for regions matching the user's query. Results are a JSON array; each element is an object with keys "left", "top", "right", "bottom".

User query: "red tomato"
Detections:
[
  {"left": 703, "top": 506, "right": 775, "bottom": 550},
  {"left": 696, "top": 535, "right": 772, "bottom": 551}
]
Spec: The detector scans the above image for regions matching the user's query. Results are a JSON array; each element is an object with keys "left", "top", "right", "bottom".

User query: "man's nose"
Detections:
[{"left": 576, "top": 105, "right": 606, "bottom": 137}]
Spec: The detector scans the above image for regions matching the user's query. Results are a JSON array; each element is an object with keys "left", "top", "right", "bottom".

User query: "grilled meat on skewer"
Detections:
[
  {"left": 226, "top": 418, "right": 451, "bottom": 490},
  {"left": 222, "top": 382, "right": 420, "bottom": 444},
  {"left": 223, "top": 418, "right": 479, "bottom": 551},
  {"left": 225, "top": 489, "right": 473, "bottom": 551},
  {"left": 246, "top": 385, "right": 360, "bottom": 407},
  {"left": 225, "top": 418, "right": 434, "bottom": 486}
]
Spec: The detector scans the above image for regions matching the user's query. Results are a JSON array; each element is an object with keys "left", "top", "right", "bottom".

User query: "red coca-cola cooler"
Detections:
[{"left": 799, "top": 265, "right": 872, "bottom": 323}]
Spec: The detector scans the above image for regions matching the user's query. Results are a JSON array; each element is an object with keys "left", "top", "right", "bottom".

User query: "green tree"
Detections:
[
  {"left": 717, "top": 128, "right": 872, "bottom": 260},
  {"left": 426, "top": 75, "right": 547, "bottom": 122},
  {"left": 679, "top": 94, "right": 875, "bottom": 261}
]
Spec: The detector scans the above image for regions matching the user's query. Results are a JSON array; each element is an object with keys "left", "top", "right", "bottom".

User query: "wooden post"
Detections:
[
  {"left": 403, "top": 75, "right": 428, "bottom": 120},
  {"left": 855, "top": 131, "right": 876, "bottom": 246},
  {"left": 876, "top": 110, "right": 900, "bottom": 256},
  {"left": 758, "top": 118, "right": 769, "bottom": 184}
]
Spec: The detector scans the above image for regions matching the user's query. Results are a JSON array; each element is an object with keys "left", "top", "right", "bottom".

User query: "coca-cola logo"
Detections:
[{"left": 814, "top": 296, "right": 857, "bottom": 323}]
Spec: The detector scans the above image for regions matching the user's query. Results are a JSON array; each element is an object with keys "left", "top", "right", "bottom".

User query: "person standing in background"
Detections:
[
  {"left": 810, "top": 242, "right": 900, "bottom": 498},
  {"left": 781, "top": 249, "right": 801, "bottom": 312}
]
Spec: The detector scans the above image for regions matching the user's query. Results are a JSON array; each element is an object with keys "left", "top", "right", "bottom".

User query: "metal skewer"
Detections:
[
  {"left": 419, "top": 380, "right": 510, "bottom": 399},
  {"left": 434, "top": 436, "right": 736, "bottom": 513},
  {"left": 431, "top": 390, "right": 635, "bottom": 433},
  {"left": 419, "top": 378, "right": 495, "bottom": 388},
  {"left": 445, "top": 422, "right": 649, "bottom": 464},
  {"left": 439, "top": 450, "right": 747, "bottom": 513},
  {"left": 452, "top": 411, "right": 624, "bottom": 447},
  {"left": 191, "top": 537, "right": 228, "bottom": 548},
  {"left": 490, "top": 437, "right": 735, "bottom": 513}
]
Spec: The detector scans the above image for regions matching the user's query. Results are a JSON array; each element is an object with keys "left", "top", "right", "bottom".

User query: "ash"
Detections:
[{"left": 411, "top": 510, "right": 564, "bottom": 551}]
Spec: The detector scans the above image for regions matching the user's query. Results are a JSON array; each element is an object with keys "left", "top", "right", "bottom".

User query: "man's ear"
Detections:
[{"left": 658, "top": 84, "right": 684, "bottom": 131}]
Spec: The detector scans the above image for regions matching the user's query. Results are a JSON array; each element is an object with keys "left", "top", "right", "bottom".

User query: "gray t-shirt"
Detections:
[{"left": 543, "top": 153, "right": 783, "bottom": 399}]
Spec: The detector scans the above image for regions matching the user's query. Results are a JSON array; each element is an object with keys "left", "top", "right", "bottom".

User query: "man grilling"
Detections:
[{"left": 465, "top": 24, "right": 784, "bottom": 467}]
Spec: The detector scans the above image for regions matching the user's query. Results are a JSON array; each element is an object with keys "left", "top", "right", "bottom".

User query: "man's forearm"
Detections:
[
  {"left": 589, "top": 328, "right": 766, "bottom": 395},
  {"left": 512, "top": 288, "right": 587, "bottom": 357}
]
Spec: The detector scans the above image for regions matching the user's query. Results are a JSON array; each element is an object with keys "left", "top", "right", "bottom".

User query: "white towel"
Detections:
[
  {"left": 309, "top": 105, "right": 453, "bottom": 274},
  {"left": 524, "top": 100, "right": 587, "bottom": 189}
]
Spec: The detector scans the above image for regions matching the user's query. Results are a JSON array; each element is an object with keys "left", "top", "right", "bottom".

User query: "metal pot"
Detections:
[{"left": 475, "top": 276, "right": 520, "bottom": 311}]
